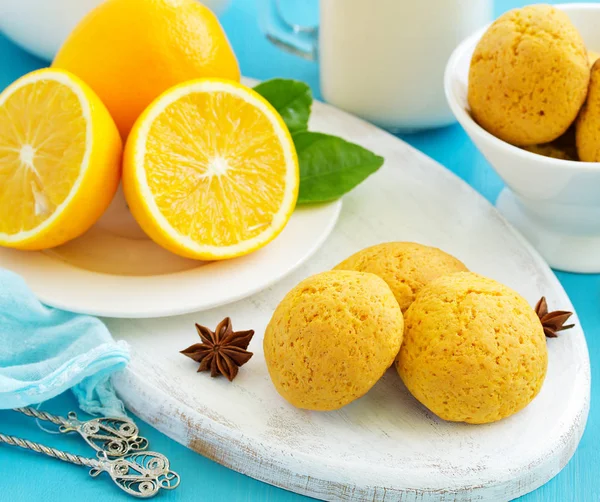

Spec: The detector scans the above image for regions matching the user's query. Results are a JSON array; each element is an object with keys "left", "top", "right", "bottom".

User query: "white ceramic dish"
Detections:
[
  {"left": 0, "top": 0, "right": 231, "bottom": 62},
  {"left": 445, "top": 3, "right": 600, "bottom": 273},
  {"left": 111, "top": 96, "right": 590, "bottom": 502},
  {"left": 0, "top": 185, "right": 341, "bottom": 318}
]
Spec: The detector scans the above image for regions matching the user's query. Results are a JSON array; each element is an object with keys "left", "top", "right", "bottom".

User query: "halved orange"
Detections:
[
  {"left": 123, "top": 78, "right": 299, "bottom": 260},
  {"left": 0, "top": 68, "right": 122, "bottom": 250}
]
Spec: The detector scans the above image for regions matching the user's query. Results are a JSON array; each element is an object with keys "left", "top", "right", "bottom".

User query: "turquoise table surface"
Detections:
[{"left": 0, "top": 0, "right": 597, "bottom": 500}]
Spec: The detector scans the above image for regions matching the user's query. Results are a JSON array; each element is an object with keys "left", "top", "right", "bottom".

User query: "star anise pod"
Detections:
[
  {"left": 180, "top": 317, "right": 255, "bottom": 381},
  {"left": 535, "top": 296, "right": 575, "bottom": 338}
]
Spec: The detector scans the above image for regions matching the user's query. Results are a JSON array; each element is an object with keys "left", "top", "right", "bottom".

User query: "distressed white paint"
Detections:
[{"left": 109, "top": 97, "right": 590, "bottom": 501}]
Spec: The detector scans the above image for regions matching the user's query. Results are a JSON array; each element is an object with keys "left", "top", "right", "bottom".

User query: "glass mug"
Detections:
[{"left": 259, "top": 0, "right": 492, "bottom": 132}]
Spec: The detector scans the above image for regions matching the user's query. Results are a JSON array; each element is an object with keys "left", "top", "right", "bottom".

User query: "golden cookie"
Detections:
[
  {"left": 334, "top": 242, "right": 468, "bottom": 313},
  {"left": 264, "top": 270, "right": 404, "bottom": 411},
  {"left": 576, "top": 60, "right": 600, "bottom": 162},
  {"left": 396, "top": 272, "right": 547, "bottom": 424},
  {"left": 468, "top": 5, "right": 589, "bottom": 146},
  {"left": 522, "top": 142, "right": 577, "bottom": 160},
  {"left": 588, "top": 50, "right": 600, "bottom": 67},
  {"left": 522, "top": 127, "right": 578, "bottom": 161}
]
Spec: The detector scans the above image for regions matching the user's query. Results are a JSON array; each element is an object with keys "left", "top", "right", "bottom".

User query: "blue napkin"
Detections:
[{"left": 0, "top": 269, "right": 130, "bottom": 416}]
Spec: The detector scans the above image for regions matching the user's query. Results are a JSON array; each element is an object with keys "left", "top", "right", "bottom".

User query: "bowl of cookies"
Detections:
[{"left": 445, "top": 3, "right": 600, "bottom": 273}]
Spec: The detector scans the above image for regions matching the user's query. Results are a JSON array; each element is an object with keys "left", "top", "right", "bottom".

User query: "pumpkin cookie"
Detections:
[
  {"left": 396, "top": 272, "right": 547, "bottom": 424},
  {"left": 334, "top": 242, "right": 467, "bottom": 312},
  {"left": 522, "top": 142, "right": 577, "bottom": 161},
  {"left": 468, "top": 5, "right": 589, "bottom": 146},
  {"left": 522, "top": 127, "right": 578, "bottom": 161},
  {"left": 264, "top": 270, "right": 404, "bottom": 411},
  {"left": 577, "top": 60, "right": 600, "bottom": 162}
]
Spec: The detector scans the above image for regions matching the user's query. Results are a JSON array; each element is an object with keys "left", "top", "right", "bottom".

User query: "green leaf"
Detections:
[
  {"left": 294, "top": 131, "right": 384, "bottom": 204},
  {"left": 254, "top": 79, "right": 312, "bottom": 133}
]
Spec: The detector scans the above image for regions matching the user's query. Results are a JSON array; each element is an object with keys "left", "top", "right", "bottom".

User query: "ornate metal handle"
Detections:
[
  {"left": 13, "top": 407, "right": 148, "bottom": 456},
  {"left": 0, "top": 433, "right": 180, "bottom": 498},
  {"left": 0, "top": 433, "right": 99, "bottom": 468}
]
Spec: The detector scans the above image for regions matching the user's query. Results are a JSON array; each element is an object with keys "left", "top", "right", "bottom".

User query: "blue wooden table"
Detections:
[{"left": 0, "top": 0, "right": 597, "bottom": 500}]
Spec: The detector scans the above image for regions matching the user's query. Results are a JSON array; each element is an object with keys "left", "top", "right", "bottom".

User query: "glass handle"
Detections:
[{"left": 258, "top": 0, "right": 318, "bottom": 61}]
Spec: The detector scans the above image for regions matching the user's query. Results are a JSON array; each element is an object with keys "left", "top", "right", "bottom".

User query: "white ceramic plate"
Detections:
[
  {"left": 0, "top": 75, "right": 341, "bottom": 318},
  {"left": 111, "top": 98, "right": 590, "bottom": 501},
  {"left": 0, "top": 181, "right": 341, "bottom": 319}
]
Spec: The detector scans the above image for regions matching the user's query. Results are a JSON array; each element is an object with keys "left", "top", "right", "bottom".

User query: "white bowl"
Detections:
[
  {"left": 0, "top": 0, "right": 231, "bottom": 62},
  {"left": 445, "top": 3, "right": 600, "bottom": 273}
]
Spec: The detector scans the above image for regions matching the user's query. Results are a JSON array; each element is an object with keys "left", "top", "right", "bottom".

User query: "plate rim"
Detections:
[{"left": 32, "top": 201, "right": 341, "bottom": 319}]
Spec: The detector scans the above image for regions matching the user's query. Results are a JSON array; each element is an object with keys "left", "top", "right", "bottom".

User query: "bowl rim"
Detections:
[{"left": 444, "top": 2, "right": 600, "bottom": 172}]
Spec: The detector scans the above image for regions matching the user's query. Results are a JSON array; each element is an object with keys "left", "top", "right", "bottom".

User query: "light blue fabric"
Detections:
[{"left": 0, "top": 269, "right": 130, "bottom": 416}]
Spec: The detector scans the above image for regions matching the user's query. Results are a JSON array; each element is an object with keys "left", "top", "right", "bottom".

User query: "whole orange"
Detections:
[{"left": 52, "top": 0, "right": 240, "bottom": 138}]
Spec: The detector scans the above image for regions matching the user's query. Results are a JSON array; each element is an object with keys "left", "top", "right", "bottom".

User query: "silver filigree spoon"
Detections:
[
  {"left": 13, "top": 407, "right": 148, "bottom": 456},
  {"left": 0, "top": 433, "right": 180, "bottom": 498}
]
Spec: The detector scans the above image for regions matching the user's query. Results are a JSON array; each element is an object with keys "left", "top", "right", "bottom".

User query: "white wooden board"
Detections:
[{"left": 109, "top": 99, "right": 590, "bottom": 501}]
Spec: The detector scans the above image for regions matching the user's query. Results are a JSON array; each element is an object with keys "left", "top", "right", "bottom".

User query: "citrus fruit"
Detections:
[
  {"left": 52, "top": 0, "right": 240, "bottom": 138},
  {"left": 123, "top": 78, "right": 299, "bottom": 261},
  {"left": 0, "top": 68, "right": 122, "bottom": 250}
]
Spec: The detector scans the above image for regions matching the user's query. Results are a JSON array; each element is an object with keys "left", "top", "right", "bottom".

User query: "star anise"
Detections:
[
  {"left": 180, "top": 317, "right": 255, "bottom": 381},
  {"left": 535, "top": 296, "right": 575, "bottom": 338}
]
